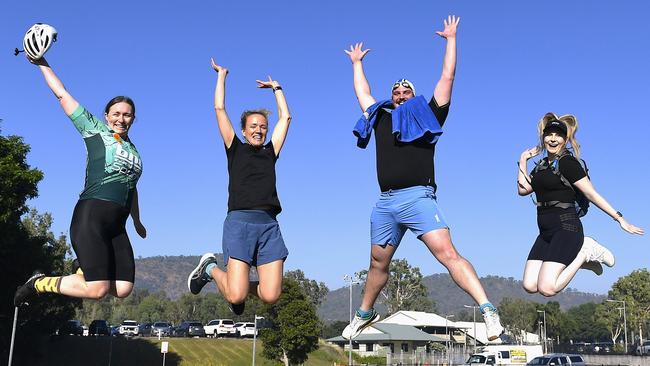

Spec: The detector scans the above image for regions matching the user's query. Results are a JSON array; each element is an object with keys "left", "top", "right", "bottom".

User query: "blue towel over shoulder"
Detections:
[{"left": 352, "top": 95, "right": 444, "bottom": 148}]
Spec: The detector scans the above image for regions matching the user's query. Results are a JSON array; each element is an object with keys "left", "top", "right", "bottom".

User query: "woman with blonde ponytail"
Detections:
[{"left": 516, "top": 112, "right": 644, "bottom": 297}]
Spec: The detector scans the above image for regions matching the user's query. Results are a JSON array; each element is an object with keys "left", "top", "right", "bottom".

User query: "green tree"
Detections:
[
  {"left": 261, "top": 278, "right": 322, "bottom": 366},
  {"left": 0, "top": 128, "right": 81, "bottom": 361},
  {"left": 565, "top": 302, "right": 608, "bottom": 342},
  {"left": 595, "top": 301, "right": 624, "bottom": 344},
  {"left": 357, "top": 258, "right": 434, "bottom": 314},
  {"left": 285, "top": 269, "right": 329, "bottom": 306},
  {"left": 607, "top": 269, "right": 650, "bottom": 344},
  {"left": 498, "top": 297, "right": 537, "bottom": 344}
]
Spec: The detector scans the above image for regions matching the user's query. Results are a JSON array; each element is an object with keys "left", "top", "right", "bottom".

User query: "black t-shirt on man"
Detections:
[
  {"left": 530, "top": 154, "right": 587, "bottom": 212},
  {"left": 225, "top": 136, "right": 281, "bottom": 214},
  {"left": 373, "top": 97, "right": 450, "bottom": 192}
]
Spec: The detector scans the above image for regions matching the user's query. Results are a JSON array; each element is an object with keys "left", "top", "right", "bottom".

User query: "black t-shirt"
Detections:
[
  {"left": 530, "top": 154, "right": 587, "bottom": 212},
  {"left": 373, "top": 97, "right": 450, "bottom": 192},
  {"left": 225, "top": 136, "right": 281, "bottom": 214}
]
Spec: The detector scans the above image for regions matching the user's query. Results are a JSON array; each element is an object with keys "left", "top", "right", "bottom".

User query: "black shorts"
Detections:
[
  {"left": 527, "top": 208, "right": 584, "bottom": 266},
  {"left": 70, "top": 199, "right": 135, "bottom": 282}
]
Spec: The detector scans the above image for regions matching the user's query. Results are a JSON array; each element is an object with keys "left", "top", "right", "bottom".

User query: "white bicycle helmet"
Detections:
[{"left": 23, "top": 23, "right": 58, "bottom": 60}]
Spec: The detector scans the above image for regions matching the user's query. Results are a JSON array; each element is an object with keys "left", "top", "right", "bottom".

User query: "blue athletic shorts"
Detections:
[
  {"left": 222, "top": 210, "right": 288, "bottom": 267},
  {"left": 370, "top": 185, "right": 449, "bottom": 246}
]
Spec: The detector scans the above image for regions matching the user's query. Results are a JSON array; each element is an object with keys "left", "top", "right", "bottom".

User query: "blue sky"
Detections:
[{"left": 1, "top": 0, "right": 648, "bottom": 296}]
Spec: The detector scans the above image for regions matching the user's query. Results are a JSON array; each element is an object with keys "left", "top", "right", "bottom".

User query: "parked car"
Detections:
[
  {"left": 527, "top": 354, "right": 585, "bottom": 366},
  {"left": 593, "top": 342, "right": 614, "bottom": 354},
  {"left": 636, "top": 341, "right": 650, "bottom": 356},
  {"left": 174, "top": 321, "right": 206, "bottom": 337},
  {"left": 58, "top": 320, "right": 83, "bottom": 336},
  {"left": 234, "top": 322, "right": 257, "bottom": 338},
  {"left": 152, "top": 322, "right": 173, "bottom": 337},
  {"left": 204, "top": 319, "right": 236, "bottom": 338},
  {"left": 110, "top": 325, "right": 121, "bottom": 337},
  {"left": 119, "top": 320, "right": 139, "bottom": 336},
  {"left": 89, "top": 320, "right": 110, "bottom": 336},
  {"left": 138, "top": 322, "right": 153, "bottom": 337}
]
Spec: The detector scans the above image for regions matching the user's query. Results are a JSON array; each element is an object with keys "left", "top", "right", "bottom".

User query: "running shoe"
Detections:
[
  {"left": 187, "top": 253, "right": 217, "bottom": 295},
  {"left": 342, "top": 309, "right": 380, "bottom": 340},
  {"left": 482, "top": 307, "right": 505, "bottom": 341},
  {"left": 581, "top": 260, "right": 603, "bottom": 275},
  {"left": 14, "top": 272, "right": 45, "bottom": 307},
  {"left": 229, "top": 301, "right": 245, "bottom": 316},
  {"left": 582, "top": 237, "right": 615, "bottom": 267}
]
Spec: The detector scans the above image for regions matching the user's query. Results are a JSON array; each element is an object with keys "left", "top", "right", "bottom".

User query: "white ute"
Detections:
[{"left": 119, "top": 320, "right": 139, "bottom": 336}]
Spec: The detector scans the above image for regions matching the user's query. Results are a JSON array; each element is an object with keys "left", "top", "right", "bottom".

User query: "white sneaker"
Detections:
[
  {"left": 342, "top": 309, "right": 380, "bottom": 340},
  {"left": 580, "top": 260, "right": 603, "bottom": 275},
  {"left": 482, "top": 307, "right": 504, "bottom": 341},
  {"left": 582, "top": 237, "right": 615, "bottom": 267}
]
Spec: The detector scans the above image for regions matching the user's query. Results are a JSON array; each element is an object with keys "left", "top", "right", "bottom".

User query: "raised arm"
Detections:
[
  {"left": 433, "top": 15, "right": 460, "bottom": 106},
  {"left": 211, "top": 58, "right": 235, "bottom": 148},
  {"left": 344, "top": 43, "right": 376, "bottom": 112},
  {"left": 130, "top": 188, "right": 147, "bottom": 239},
  {"left": 573, "top": 178, "right": 645, "bottom": 235},
  {"left": 30, "top": 57, "right": 79, "bottom": 115},
  {"left": 257, "top": 76, "right": 292, "bottom": 156},
  {"left": 517, "top": 146, "right": 539, "bottom": 195}
]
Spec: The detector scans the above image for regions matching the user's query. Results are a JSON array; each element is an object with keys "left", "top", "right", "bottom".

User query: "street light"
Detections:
[
  {"left": 536, "top": 310, "right": 547, "bottom": 354},
  {"left": 252, "top": 315, "right": 264, "bottom": 366},
  {"left": 606, "top": 299, "right": 628, "bottom": 353},
  {"left": 344, "top": 274, "right": 362, "bottom": 366},
  {"left": 446, "top": 314, "right": 455, "bottom": 365},
  {"left": 464, "top": 305, "right": 478, "bottom": 352}
]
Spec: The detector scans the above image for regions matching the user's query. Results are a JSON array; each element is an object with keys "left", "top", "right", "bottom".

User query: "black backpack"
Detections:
[{"left": 531, "top": 150, "right": 590, "bottom": 217}]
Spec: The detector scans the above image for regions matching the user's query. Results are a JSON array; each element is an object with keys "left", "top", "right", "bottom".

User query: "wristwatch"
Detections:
[{"left": 272, "top": 86, "right": 283, "bottom": 92}]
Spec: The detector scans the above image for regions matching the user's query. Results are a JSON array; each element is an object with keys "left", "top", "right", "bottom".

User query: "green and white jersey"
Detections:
[{"left": 69, "top": 105, "right": 142, "bottom": 208}]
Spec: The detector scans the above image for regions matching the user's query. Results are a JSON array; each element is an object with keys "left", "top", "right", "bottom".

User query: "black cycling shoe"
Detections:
[{"left": 14, "top": 272, "right": 45, "bottom": 307}]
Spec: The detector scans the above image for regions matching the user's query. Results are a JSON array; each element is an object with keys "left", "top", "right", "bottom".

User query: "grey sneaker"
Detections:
[
  {"left": 581, "top": 237, "right": 615, "bottom": 267},
  {"left": 581, "top": 260, "right": 603, "bottom": 275},
  {"left": 342, "top": 309, "right": 380, "bottom": 340},
  {"left": 187, "top": 253, "right": 217, "bottom": 295},
  {"left": 482, "top": 307, "right": 504, "bottom": 341}
]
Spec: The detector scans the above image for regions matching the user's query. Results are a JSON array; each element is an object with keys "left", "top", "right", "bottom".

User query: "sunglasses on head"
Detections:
[{"left": 392, "top": 81, "right": 413, "bottom": 90}]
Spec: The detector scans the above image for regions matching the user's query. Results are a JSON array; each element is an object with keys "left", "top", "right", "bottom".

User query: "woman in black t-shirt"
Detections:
[
  {"left": 516, "top": 113, "right": 643, "bottom": 297},
  {"left": 186, "top": 58, "right": 292, "bottom": 315}
]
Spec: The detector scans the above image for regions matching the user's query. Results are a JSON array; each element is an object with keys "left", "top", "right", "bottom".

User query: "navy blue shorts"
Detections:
[
  {"left": 222, "top": 210, "right": 288, "bottom": 267},
  {"left": 370, "top": 185, "right": 449, "bottom": 246}
]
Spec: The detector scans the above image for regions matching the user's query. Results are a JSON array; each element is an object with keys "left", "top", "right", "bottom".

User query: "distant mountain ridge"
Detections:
[{"left": 133, "top": 255, "right": 604, "bottom": 321}]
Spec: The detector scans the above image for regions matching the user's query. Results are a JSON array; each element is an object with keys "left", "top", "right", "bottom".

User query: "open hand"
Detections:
[
  {"left": 619, "top": 219, "right": 644, "bottom": 235},
  {"left": 256, "top": 75, "right": 280, "bottom": 89},
  {"left": 211, "top": 58, "right": 228, "bottom": 74},
  {"left": 344, "top": 42, "right": 370, "bottom": 64},
  {"left": 436, "top": 15, "right": 460, "bottom": 39},
  {"left": 520, "top": 146, "right": 541, "bottom": 161}
]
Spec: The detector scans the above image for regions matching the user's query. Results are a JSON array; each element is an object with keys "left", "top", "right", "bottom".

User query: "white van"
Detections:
[{"left": 468, "top": 345, "right": 544, "bottom": 366}]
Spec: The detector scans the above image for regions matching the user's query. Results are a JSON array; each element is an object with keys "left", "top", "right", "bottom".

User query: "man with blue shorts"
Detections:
[
  {"left": 187, "top": 59, "right": 291, "bottom": 314},
  {"left": 342, "top": 16, "right": 504, "bottom": 340}
]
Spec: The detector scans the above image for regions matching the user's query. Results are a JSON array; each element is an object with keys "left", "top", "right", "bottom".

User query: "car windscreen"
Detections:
[
  {"left": 529, "top": 357, "right": 550, "bottom": 365},
  {"left": 223, "top": 320, "right": 234, "bottom": 325},
  {"left": 122, "top": 321, "right": 137, "bottom": 326},
  {"left": 189, "top": 322, "right": 203, "bottom": 326},
  {"left": 569, "top": 357, "right": 583, "bottom": 363},
  {"left": 468, "top": 355, "right": 486, "bottom": 364}
]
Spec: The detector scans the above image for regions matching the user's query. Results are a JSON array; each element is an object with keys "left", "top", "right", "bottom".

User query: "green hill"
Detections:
[{"left": 132, "top": 255, "right": 604, "bottom": 322}]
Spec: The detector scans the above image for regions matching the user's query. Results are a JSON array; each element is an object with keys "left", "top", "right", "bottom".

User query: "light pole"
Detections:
[
  {"left": 252, "top": 315, "right": 264, "bottom": 366},
  {"left": 344, "top": 274, "right": 362, "bottom": 366},
  {"left": 464, "top": 305, "right": 478, "bottom": 352},
  {"left": 606, "top": 299, "right": 628, "bottom": 352},
  {"left": 536, "top": 310, "right": 547, "bottom": 354},
  {"left": 446, "top": 314, "right": 455, "bottom": 365}
]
